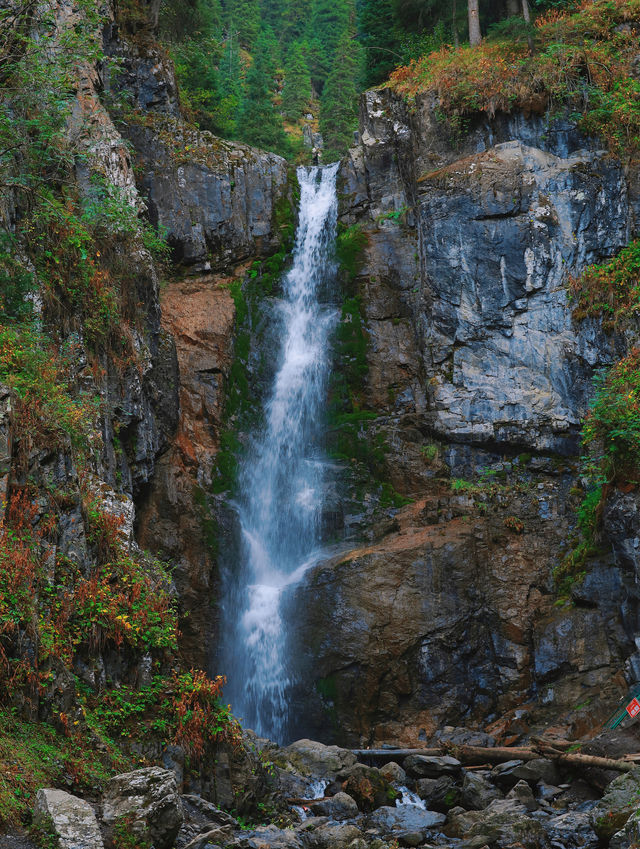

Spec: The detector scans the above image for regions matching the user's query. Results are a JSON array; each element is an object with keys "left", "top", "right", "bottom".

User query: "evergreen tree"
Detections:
[
  {"left": 259, "top": 0, "right": 287, "bottom": 34},
  {"left": 282, "top": 0, "right": 313, "bottom": 45},
  {"left": 259, "top": 25, "right": 282, "bottom": 81},
  {"left": 357, "top": 0, "right": 399, "bottom": 87},
  {"left": 236, "top": 29, "right": 287, "bottom": 152},
  {"left": 225, "top": 0, "right": 261, "bottom": 47},
  {"left": 319, "top": 29, "right": 359, "bottom": 161},
  {"left": 282, "top": 41, "right": 312, "bottom": 119},
  {"left": 309, "top": 0, "right": 352, "bottom": 91},
  {"left": 217, "top": 30, "right": 243, "bottom": 137},
  {"left": 158, "top": 0, "right": 223, "bottom": 41}
]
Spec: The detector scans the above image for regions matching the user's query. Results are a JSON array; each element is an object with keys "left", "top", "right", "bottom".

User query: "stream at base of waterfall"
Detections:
[{"left": 220, "top": 164, "right": 340, "bottom": 742}]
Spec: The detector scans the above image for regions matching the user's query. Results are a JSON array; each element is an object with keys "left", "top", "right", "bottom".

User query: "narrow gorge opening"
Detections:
[{"left": 219, "top": 164, "right": 340, "bottom": 743}]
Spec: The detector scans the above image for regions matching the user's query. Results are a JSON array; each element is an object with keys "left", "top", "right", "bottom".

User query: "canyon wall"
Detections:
[{"left": 286, "top": 89, "right": 640, "bottom": 746}]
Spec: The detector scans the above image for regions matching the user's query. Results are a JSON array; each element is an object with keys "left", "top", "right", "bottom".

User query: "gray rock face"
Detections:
[
  {"left": 102, "top": 767, "right": 183, "bottom": 849},
  {"left": 34, "top": 789, "right": 104, "bottom": 849},
  {"left": 418, "top": 141, "right": 624, "bottom": 455},
  {"left": 123, "top": 118, "right": 290, "bottom": 271},
  {"left": 341, "top": 88, "right": 627, "bottom": 454},
  {"left": 285, "top": 85, "right": 640, "bottom": 744},
  {"left": 414, "top": 776, "right": 459, "bottom": 811}
]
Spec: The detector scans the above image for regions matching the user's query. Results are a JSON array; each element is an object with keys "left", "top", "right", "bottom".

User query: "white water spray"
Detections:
[{"left": 223, "top": 164, "right": 340, "bottom": 741}]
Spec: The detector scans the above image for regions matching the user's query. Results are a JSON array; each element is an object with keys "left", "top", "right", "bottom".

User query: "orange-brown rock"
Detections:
[{"left": 138, "top": 275, "right": 235, "bottom": 668}]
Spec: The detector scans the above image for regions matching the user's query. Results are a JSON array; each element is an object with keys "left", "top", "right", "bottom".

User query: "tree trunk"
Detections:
[
  {"left": 507, "top": 0, "right": 519, "bottom": 14},
  {"left": 452, "top": 0, "right": 459, "bottom": 47},
  {"left": 468, "top": 0, "right": 481, "bottom": 46},
  {"left": 521, "top": 0, "right": 531, "bottom": 23}
]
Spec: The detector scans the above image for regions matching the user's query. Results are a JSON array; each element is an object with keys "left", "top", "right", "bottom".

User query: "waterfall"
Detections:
[{"left": 222, "top": 164, "right": 340, "bottom": 742}]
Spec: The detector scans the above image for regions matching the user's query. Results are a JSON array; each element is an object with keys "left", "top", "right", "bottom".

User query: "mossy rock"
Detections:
[{"left": 589, "top": 768, "right": 640, "bottom": 840}]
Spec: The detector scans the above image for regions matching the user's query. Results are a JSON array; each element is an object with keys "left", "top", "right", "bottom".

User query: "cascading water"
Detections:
[{"left": 222, "top": 164, "right": 340, "bottom": 742}]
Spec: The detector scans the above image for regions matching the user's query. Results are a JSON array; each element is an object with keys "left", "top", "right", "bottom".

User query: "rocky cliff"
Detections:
[
  {"left": 286, "top": 89, "right": 640, "bottom": 746},
  {"left": 0, "top": 0, "right": 293, "bottom": 815}
]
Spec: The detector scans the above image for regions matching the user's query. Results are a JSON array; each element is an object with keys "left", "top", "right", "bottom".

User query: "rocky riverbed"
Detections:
[{"left": 16, "top": 730, "right": 640, "bottom": 849}]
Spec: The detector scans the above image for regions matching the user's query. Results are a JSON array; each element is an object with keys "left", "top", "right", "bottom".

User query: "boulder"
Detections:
[
  {"left": 302, "top": 822, "right": 362, "bottom": 849},
  {"left": 367, "top": 805, "right": 446, "bottom": 839},
  {"left": 506, "top": 779, "right": 538, "bottom": 811},
  {"left": 461, "top": 772, "right": 503, "bottom": 810},
  {"left": 542, "top": 811, "right": 598, "bottom": 848},
  {"left": 464, "top": 798, "right": 549, "bottom": 848},
  {"left": 536, "top": 781, "right": 563, "bottom": 802},
  {"left": 282, "top": 740, "right": 356, "bottom": 778},
  {"left": 490, "top": 758, "right": 558, "bottom": 788},
  {"left": 589, "top": 768, "right": 640, "bottom": 841},
  {"left": 340, "top": 765, "right": 397, "bottom": 811},
  {"left": 379, "top": 762, "right": 406, "bottom": 785},
  {"left": 34, "top": 789, "right": 103, "bottom": 849},
  {"left": 181, "top": 827, "right": 235, "bottom": 849},
  {"left": 102, "top": 767, "right": 183, "bottom": 849},
  {"left": 239, "top": 825, "right": 303, "bottom": 849},
  {"left": 415, "top": 776, "right": 460, "bottom": 811},
  {"left": 403, "top": 755, "right": 461, "bottom": 779},
  {"left": 176, "top": 795, "right": 237, "bottom": 849},
  {"left": 309, "top": 792, "right": 359, "bottom": 820}
]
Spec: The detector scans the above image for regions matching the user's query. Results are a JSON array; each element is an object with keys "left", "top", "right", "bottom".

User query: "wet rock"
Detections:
[
  {"left": 340, "top": 764, "right": 397, "bottom": 811},
  {"left": 181, "top": 827, "right": 235, "bottom": 849},
  {"left": 282, "top": 739, "right": 357, "bottom": 779},
  {"left": 238, "top": 825, "right": 304, "bottom": 849},
  {"left": 398, "top": 832, "right": 422, "bottom": 847},
  {"left": 403, "top": 755, "right": 462, "bottom": 778},
  {"left": 368, "top": 805, "right": 446, "bottom": 839},
  {"left": 461, "top": 772, "right": 503, "bottom": 810},
  {"left": 536, "top": 781, "right": 563, "bottom": 802},
  {"left": 102, "top": 767, "right": 183, "bottom": 849},
  {"left": 609, "top": 806, "right": 640, "bottom": 849},
  {"left": 176, "top": 796, "right": 237, "bottom": 849},
  {"left": 542, "top": 810, "right": 598, "bottom": 848},
  {"left": 589, "top": 768, "right": 640, "bottom": 840},
  {"left": 415, "top": 776, "right": 460, "bottom": 812},
  {"left": 34, "top": 789, "right": 103, "bottom": 849},
  {"left": 303, "top": 822, "right": 362, "bottom": 849},
  {"left": 379, "top": 762, "right": 406, "bottom": 785},
  {"left": 491, "top": 758, "right": 558, "bottom": 788},
  {"left": 445, "top": 808, "right": 485, "bottom": 838},
  {"left": 464, "top": 798, "right": 548, "bottom": 848},
  {"left": 507, "top": 779, "right": 538, "bottom": 811},
  {"left": 310, "top": 792, "right": 359, "bottom": 820}
]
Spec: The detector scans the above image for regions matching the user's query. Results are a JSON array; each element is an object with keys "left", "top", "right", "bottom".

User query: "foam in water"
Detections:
[{"left": 222, "top": 164, "right": 340, "bottom": 741}]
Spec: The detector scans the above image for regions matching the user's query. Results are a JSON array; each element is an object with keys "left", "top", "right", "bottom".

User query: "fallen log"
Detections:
[
  {"left": 352, "top": 748, "right": 444, "bottom": 761},
  {"left": 451, "top": 744, "right": 635, "bottom": 773},
  {"left": 352, "top": 743, "right": 638, "bottom": 773}
]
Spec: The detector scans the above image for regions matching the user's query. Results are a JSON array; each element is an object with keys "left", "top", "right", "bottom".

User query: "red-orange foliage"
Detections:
[
  {"left": 389, "top": 0, "right": 640, "bottom": 157},
  {"left": 172, "top": 671, "right": 241, "bottom": 757}
]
